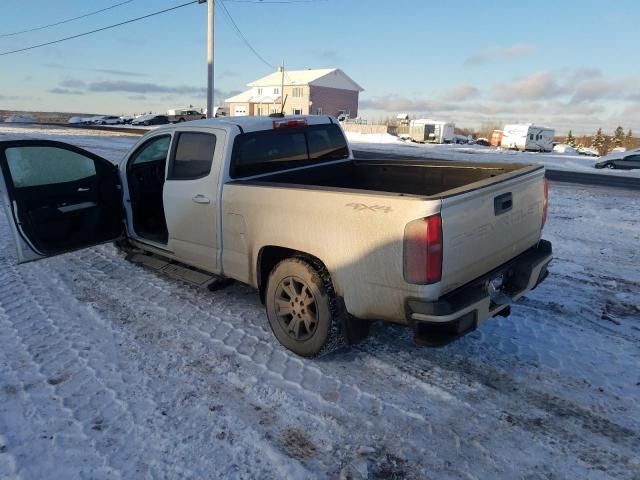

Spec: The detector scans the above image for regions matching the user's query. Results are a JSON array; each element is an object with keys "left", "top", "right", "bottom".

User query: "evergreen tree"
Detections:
[
  {"left": 565, "top": 130, "right": 576, "bottom": 147},
  {"left": 612, "top": 126, "right": 625, "bottom": 148},
  {"left": 592, "top": 128, "right": 606, "bottom": 155},
  {"left": 625, "top": 129, "right": 633, "bottom": 148}
]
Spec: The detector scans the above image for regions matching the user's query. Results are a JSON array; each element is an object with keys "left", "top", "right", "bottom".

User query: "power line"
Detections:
[
  {"left": 0, "top": 0, "right": 134, "bottom": 38},
  {"left": 0, "top": 1, "right": 198, "bottom": 57},
  {"left": 215, "top": 0, "right": 276, "bottom": 70}
]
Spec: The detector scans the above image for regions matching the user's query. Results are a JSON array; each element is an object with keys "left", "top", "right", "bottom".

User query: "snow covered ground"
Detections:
[
  {"left": 0, "top": 126, "right": 639, "bottom": 479},
  {"left": 346, "top": 131, "right": 640, "bottom": 179}
]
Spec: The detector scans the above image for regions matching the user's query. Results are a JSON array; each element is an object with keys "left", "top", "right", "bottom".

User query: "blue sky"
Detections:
[{"left": 1, "top": 0, "right": 639, "bottom": 134}]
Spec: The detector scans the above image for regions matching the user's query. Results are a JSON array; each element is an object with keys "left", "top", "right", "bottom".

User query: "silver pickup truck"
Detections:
[{"left": 0, "top": 116, "right": 552, "bottom": 356}]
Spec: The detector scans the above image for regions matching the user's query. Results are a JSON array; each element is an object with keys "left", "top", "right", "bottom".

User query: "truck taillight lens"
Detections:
[
  {"left": 542, "top": 177, "right": 549, "bottom": 229},
  {"left": 403, "top": 214, "right": 442, "bottom": 284}
]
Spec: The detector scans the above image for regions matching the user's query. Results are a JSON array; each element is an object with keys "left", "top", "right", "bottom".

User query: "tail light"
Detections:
[
  {"left": 541, "top": 177, "right": 549, "bottom": 229},
  {"left": 403, "top": 214, "right": 442, "bottom": 284}
]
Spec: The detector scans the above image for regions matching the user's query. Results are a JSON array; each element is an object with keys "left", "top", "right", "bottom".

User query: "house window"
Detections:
[
  {"left": 529, "top": 134, "right": 534, "bottom": 140},
  {"left": 316, "top": 108, "right": 323, "bottom": 115},
  {"left": 292, "top": 87, "right": 303, "bottom": 98},
  {"left": 257, "top": 88, "right": 263, "bottom": 95},
  {"left": 293, "top": 108, "right": 303, "bottom": 115},
  {"left": 273, "top": 87, "right": 280, "bottom": 95}
]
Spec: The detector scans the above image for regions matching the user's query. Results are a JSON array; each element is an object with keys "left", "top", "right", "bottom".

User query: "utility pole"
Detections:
[
  {"left": 280, "top": 60, "right": 285, "bottom": 113},
  {"left": 205, "top": 0, "right": 215, "bottom": 118}
]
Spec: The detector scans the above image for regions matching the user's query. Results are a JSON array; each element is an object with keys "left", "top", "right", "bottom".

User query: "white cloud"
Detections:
[{"left": 493, "top": 71, "right": 567, "bottom": 101}]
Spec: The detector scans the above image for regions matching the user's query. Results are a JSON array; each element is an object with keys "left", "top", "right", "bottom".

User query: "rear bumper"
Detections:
[{"left": 406, "top": 239, "right": 552, "bottom": 346}]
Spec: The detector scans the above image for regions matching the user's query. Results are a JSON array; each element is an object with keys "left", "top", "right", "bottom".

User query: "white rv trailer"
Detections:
[
  {"left": 502, "top": 124, "right": 555, "bottom": 152},
  {"left": 409, "top": 119, "right": 455, "bottom": 144}
]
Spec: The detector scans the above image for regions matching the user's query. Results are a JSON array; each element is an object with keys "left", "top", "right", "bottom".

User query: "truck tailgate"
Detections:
[{"left": 439, "top": 167, "right": 545, "bottom": 294}]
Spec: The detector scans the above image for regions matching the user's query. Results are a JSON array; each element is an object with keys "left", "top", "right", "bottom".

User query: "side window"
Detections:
[
  {"left": 169, "top": 132, "right": 216, "bottom": 180},
  {"left": 5, "top": 146, "right": 97, "bottom": 188},
  {"left": 131, "top": 135, "right": 171, "bottom": 166},
  {"left": 307, "top": 124, "right": 349, "bottom": 160}
]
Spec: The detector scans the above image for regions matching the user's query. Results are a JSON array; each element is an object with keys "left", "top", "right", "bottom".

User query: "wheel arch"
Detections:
[{"left": 256, "top": 245, "right": 332, "bottom": 304}]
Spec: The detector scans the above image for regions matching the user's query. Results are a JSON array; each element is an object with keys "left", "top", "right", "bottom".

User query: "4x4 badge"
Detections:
[{"left": 346, "top": 203, "right": 391, "bottom": 213}]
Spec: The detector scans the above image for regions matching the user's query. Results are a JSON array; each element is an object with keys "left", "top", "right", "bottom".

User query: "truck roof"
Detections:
[{"left": 153, "top": 115, "right": 336, "bottom": 134}]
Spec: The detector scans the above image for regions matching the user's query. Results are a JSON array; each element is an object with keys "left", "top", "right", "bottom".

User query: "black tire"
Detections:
[
  {"left": 178, "top": 118, "right": 185, "bottom": 122},
  {"left": 606, "top": 163, "right": 615, "bottom": 169},
  {"left": 265, "top": 257, "right": 344, "bottom": 357}
]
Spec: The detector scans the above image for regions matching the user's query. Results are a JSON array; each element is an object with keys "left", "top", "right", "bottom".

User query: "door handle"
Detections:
[
  {"left": 77, "top": 187, "right": 90, "bottom": 192},
  {"left": 494, "top": 192, "right": 512, "bottom": 215},
  {"left": 192, "top": 194, "right": 210, "bottom": 204}
]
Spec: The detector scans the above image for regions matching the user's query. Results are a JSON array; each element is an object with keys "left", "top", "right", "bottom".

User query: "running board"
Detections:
[{"left": 126, "top": 252, "right": 231, "bottom": 290}]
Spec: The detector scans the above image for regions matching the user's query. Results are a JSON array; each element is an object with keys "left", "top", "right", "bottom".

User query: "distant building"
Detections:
[{"left": 225, "top": 68, "right": 363, "bottom": 118}]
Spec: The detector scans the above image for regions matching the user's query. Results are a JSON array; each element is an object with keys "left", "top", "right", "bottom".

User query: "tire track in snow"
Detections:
[
  {"left": 355, "top": 328, "right": 640, "bottom": 480},
  {"left": 63, "top": 246, "right": 454, "bottom": 477},
  {"left": 0, "top": 268, "right": 123, "bottom": 480}
]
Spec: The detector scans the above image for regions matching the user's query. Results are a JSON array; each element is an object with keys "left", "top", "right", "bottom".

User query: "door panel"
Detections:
[
  {"left": 163, "top": 130, "right": 224, "bottom": 272},
  {"left": 621, "top": 154, "right": 640, "bottom": 169},
  {"left": 0, "top": 140, "right": 123, "bottom": 263}
]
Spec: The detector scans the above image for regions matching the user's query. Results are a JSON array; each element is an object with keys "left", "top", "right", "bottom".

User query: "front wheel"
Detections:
[
  {"left": 265, "top": 257, "right": 344, "bottom": 357},
  {"left": 606, "top": 163, "right": 615, "bottom": 169}
]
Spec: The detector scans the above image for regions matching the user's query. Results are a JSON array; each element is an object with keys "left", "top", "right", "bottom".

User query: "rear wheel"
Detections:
[{"left": 265, "top": 257, "right": 344, "bottom": 357}]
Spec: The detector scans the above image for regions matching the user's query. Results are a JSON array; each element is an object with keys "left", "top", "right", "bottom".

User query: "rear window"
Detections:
[{"left": 230, "top": 123, "right": 348, "bottom": 178}]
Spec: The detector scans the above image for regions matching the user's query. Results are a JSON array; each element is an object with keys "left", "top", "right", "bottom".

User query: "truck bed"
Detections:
[
  {"left": 237, "top": 157, "right": 546, "bottom": 298},
  {"left": 249, "top": 158, "right": 541, "bottom": 197}
]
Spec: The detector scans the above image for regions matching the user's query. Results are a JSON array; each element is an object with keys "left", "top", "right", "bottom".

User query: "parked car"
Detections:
[
  {"left": 120, "top": 116, "right": 135, "bottom": 125},
  {"left": 0, "top": 116, "right": 552, "bottom": 357},
  {"left": 595, "top": 151, "right": 640, "bottom": 170},
  {"left": 577, "top": 147, "right": 599, "bottom": 157},
  {"left": 132, "top": 114, "right": 169, "bottom": 126},
  {"left": 167, "top": 109, "right": 206, "bottom": 123},
  {"left": 552, "top": 143, "right": 578, "bottom": 155},
  {"left": 93, "top": 115, "right": 123, "bottom": 125},
  {"left": 4, "top": 114, "right": 35, "bottom": 123}
]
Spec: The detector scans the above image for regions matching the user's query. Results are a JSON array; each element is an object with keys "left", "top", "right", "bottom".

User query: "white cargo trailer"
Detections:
[
  {"left": 409, "top": 119, "right": 455, "bottom": 144},
  {"left": 502, "top": 124, "right": 555, "bottom": 152}
]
